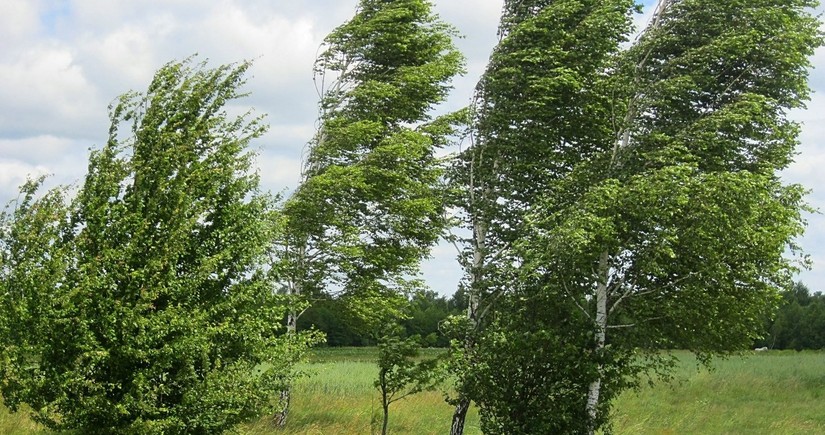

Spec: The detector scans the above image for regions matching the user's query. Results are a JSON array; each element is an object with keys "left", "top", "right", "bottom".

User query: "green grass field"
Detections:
[{"left": 1, "top": 349, "right": 823, "bottom": 434}]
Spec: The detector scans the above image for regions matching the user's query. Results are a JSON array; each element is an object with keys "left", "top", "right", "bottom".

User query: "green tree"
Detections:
[
  {"left": 764, "top": 282, "right": 825, "bottom": 349},
  {"left": 446, "top": 0, "right": 636, "bottom": 432},
  {"left": 0, "top": 59, "right": 317, "bottom": 433},
  {"left": 402, "top": 290, "right": 454, "bottom": 347},
  {"left": 450, "top": 0, "right": 822, "bottom": 434},
  {"left": 0, "top": 178, "right": 73, "bottom": 417},
  {"left": 275, "top": 0, "right": 464, "bottom": 424},
  {"left": 297, "top": 296, "right": 374, "bottom": 346},
  {"left": 518, "top": 0, "right": 820, "bottom": 433},
  {"left": 281, "top": 0, "right": 465, "bottom": 329},
  {"left": 374, "top": 331, "right": 440, "bottom": 435}
]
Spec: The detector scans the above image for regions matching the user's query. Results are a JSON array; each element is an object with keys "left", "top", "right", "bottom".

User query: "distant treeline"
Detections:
[
  {"left": 298, "top": 289, "right": 468, "bottom": 347},
  {"left": 301, "top": 282, "right": 824, "bottom": 350},
  {"left": 756, "top": 282, "right": 825, "bottom": 350}
]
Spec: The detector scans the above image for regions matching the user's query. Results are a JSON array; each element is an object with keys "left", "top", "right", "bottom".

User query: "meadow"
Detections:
[{"left": 1, "top": 349, "right": 823, "bottom": 434}]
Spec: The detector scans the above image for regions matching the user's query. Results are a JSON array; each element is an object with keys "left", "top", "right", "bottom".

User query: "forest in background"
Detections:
[{"left": 301, "top": 282, "right": 825, "bottom": 350}]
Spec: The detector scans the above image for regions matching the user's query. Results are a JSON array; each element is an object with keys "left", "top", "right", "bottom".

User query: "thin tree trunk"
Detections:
[
  {"left": 273, "top": 389, "right": 291, "bottom": 427},
  {"left": 450, "top": 398, "right": 470, "bottom": 435},
  {"left": 274, "top": 314, "right": 295, "bottom": 427},
  {"left": 275, "top": 244, "right": 305, "bottom": 427},
  {"left": 450, "top": 218, "right": 486, "bottom": 435},
  {"left": 586, "top": 251, "right": 609, "bottom": 435},
  {"left": 381, "top": 402, "right": 390, "bottom": 435},
  {"left": 378, "top": 369, "right": 390, "bottom": 435},
  {"left": 586, "top": 5, "right": 675, "bottom": 428}
]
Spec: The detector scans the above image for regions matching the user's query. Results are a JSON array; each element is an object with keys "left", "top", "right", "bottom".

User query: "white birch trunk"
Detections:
[
  {"left": 588, "top": 5, "right": 675, "bottom": 426},
  {"left": 450, "top": 218, "right": 487, "bottom": 435},
  {"left": 275, "top": 243, "right": 305, "bottom": 427},
  {"left": 586, "top": 251, "right": 610, "bottom": 435}
]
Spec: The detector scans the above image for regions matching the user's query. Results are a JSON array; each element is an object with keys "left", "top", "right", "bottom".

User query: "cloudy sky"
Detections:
[{"left": 1, "top": 0, "right": 823, "bottom": 295}]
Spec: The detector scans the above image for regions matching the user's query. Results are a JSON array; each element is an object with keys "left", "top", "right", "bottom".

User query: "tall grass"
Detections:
[
  {"left": 611, "top": 350, "right": 825, "bottom": 434},
  {"left": 245, "top": 351, "right": 481, "bottom": 434},
  {"left": 0, "top": 349, "right": 822, "bottom": 434}
]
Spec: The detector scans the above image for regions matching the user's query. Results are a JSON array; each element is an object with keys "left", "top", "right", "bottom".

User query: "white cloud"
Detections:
[
  {"left": 0, "top": 160, "right": 51, "bottom": 199},
  {"left": 0, "top": 0, "right": 42, "bottom": 47},
  {"left": 0, "top": 136, "right": 91, "bottom": 202},
  {"left": 80, "top": 25, "right": 161, "bottom": 88},
  {"left": 0, "top": 44, "right": 103, "bottom": 139},
  {"left": 254, "top": 153, "right": 302, "bottom": 195}
]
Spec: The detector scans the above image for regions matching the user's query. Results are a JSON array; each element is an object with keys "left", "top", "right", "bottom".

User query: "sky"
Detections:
[{"left": 1, "top": 0, "right": 823, "bottom": 296}]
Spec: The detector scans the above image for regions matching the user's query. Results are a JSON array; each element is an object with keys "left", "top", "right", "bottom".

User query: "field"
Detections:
[{"left": 1, "top": 349, "right": 824, "bottom": 434}]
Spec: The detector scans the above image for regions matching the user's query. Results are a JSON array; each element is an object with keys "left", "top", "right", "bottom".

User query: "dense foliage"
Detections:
[
  {"left": 0, "top": 59, "right": 317, "bottom": 433},
  {"left": 1, "top": 1, "right": 822, "bottom": 434},
  {"left": 758, "top": 282, "right": 825, "bottom": 350},
  {"left": 280, "top": 0, "right": 465, "bottom": 335},
  {"left": 448, "top": 0, "right": 822, "bottom": 434},
  {"left": 299, "top": 290, "right": 465, "bottom": 347}
]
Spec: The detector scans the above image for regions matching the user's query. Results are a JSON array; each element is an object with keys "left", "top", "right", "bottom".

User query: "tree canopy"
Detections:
[
  {"left": 448, "top": 0, "right": 822, "bottom": 434},
  {"left": 0, "top": 58, "right": 317, "bottom": 433},
  {"left": 0, "top": 1, "right": 822, "bottom": 434},
  {"left": 280, "top": 0, "right": 465, "bottom": 334}
]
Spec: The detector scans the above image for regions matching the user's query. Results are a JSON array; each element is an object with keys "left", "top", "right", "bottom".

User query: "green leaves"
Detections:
[
  {"left": 282, "top": 0, "right": 465, "bottom": 326},
  {"left": 0, "top": 58, "right": 318, "bottom": 433},
  {"left": 375, "top": 332, "right": 441, "bottom": 434},
  {"left": 456, "top": 0, "right": 823, "bottom": 433}
]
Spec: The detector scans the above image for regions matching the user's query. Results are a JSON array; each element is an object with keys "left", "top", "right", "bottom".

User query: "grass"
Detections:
[
  {"left": 244, "top": 347, "right": 481, "bottom": 435},
  {"left": 611, "top": 350, "right": 825, "bottom": 434},
  {"left": 1, "top": 349, "right": 823, "bottom": 434}
]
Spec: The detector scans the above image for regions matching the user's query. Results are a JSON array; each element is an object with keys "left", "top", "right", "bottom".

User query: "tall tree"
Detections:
[
  {"left": 446, "top": 0, "right": 635, "bottom": 432},
  {"left": 276, "top": 0, "right": 464, "bottom": 424},
  {"left": 451, "top": 0, "right": 822, "bottom": 433},
  {"left": 0, "top": 59, "right": 316, "bottom": 433},
  {"left": 514, "top": 0, "right": 820, "bottom": 433}
]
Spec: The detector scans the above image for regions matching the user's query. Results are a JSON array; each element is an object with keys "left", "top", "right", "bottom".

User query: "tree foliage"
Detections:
[
  {"left": 759, "top": 282, "right": 825, "bottom": 350},
  {"left": 374, "top": 331, "right": 440, "bottom": 435},
  {"left": 0, "top": 58, "right": 317, "bottom": 433},
  {"left": 450, "top": 0, "right": 823, "bottom": 434},
  {"left": 280, "top": 0, "right": 465, "bottom": 333},
  {"left": 274, "top": 2, "right": 464, "bottom": 424},
  {"left": 298, "top": 290, "right": 462, "bottom": 347}
]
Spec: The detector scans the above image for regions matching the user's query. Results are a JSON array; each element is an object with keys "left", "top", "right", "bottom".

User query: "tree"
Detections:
[
  {"left": 518, "top": 0, "right": 820, "bottom": 433},
  {"left": 450, "top": 0, "right": 822, "bottom": 434},
  {"left": 275, "top": 0, "right": 464, "bottom": 423},
  {"left": 0, "top": 58, "right": 317, "bottom": 433},
  {"left": 401, "top": 290, "right": 456, "bottom": 347},
  {"left": 281, "top": 0, "right": 465, "bottom": 327},
  {"left": 374, "top": 331, "right": 440, "bottom": 435},
  {"left": 762, "top": 282, "right": 825, "bottom": 350},
  {"left": 446, "top": 0, "right": 636, "bottom": 432}
]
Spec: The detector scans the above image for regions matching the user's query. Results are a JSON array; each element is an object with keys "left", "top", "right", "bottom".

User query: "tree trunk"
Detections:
[
  {"left": 381, "top": 402, "right": 390, "bottom": 435},
  {"left": 273, "top": 388, "right": 291, "bottom": 427},
  {"left": 450, "top": 398, "right": 470, "bottom": 435},
  {"left": 586, "top": 251, "right": 609, "bottom": 435},
  {"left": 450, "top": 219, "right": 486, "bottom": 435},
  {"left": 276, "top": 244, "right": 304, "bottom": 427}
]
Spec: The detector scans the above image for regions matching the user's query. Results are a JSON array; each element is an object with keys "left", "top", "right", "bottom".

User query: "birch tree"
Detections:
[
  {"left": 498, "top": 0, "right": 819, "bottom": 433},
  {"left": 451, "top": 0, "right": 821, "bottom": 433},
  {"left": 446, "top": 1, "right": 635, "bottom": 432},
  {"left": 276, "top": 0, "right": 464, "bottom": 424}
]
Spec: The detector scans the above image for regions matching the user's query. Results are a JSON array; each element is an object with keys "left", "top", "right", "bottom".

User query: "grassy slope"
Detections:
[{"left": 1, "top": 349, "right": 823, "bottom": 434}]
